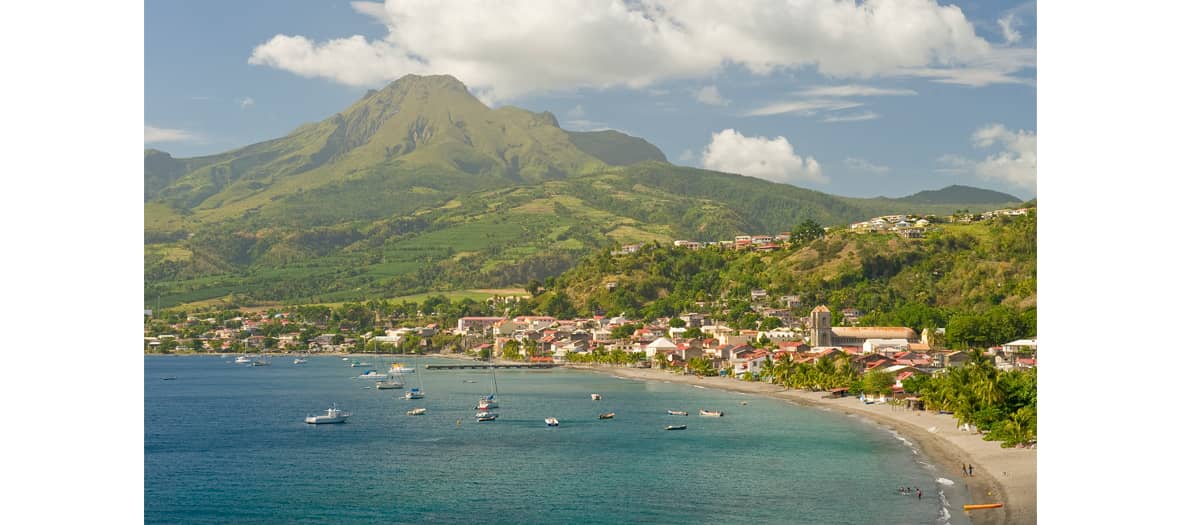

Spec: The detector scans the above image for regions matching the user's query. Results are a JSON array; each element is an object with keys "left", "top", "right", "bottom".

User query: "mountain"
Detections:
[
  {"left": 145, "top": 74, "right": 1025, "bottom": 309},
  {"left": 896, "top": 185, "right": 1022, "bottom": 205}
]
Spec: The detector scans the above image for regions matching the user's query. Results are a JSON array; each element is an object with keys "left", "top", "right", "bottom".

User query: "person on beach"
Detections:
[
  {"left": 968, "top": 464, "right": 974, "bottom": 476},
  {"left": 917, "top": 488, "right": 922, "bottom": 500},
  {"left": 962, "top": 463, "right": 968, "bottom": 476}
]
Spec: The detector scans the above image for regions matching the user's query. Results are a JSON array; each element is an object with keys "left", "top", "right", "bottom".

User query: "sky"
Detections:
[{"left": 145, "top": 0, "right": 1037, "bottom": 200}]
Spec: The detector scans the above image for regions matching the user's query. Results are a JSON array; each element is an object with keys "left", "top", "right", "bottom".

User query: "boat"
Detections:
[
  {"left": 667, "top": 410, "right": 688, "bottom": 416},
  {"left": 665, "top": 425, "right": 688, "bottom": 431},
  {"left": 342, "top": 357, "right": 350, "bottom": 361},
  {"left": 476, "top": 367, "right": 499, "bottom": 410},
  {"left": 250, "top": 355, "right": 271, "bottom": 366},
  {"left": 591, "top": 393, "right": 602, "bottom": 400},
  {"left": 350, "top": 361, "right": 372, "bottom": 368},
  {"left": 404, "top": 365, "right": 426, "bottom": 399},
  {"left": 699, "top": 409, "right": 724, "bottom": 417},
  {"left": 963, "top": 503, "right": 1004, "bottom": 511},
  {"left": 293, "top": 358, "right": 307, "bottom": 365},
  {"left": 545, "top": 417, "right": 559, "bottom": 427},
  {"left": 234, "top": 355, "right": 253, "bottom": 364},
  {"left": 406, "top": 408, "right": 427, "bottom": 416},
  {"left": 161, "top": 376, "right": 177, "bottom": 381},
  {"left": 357, "top": 370, "right": 388, "bottom": 380},
  {"left": 305, "top": 405, "right": 350, "bottom": 424},
  {"left": 476, "top": 411, "right": 498, "bottom": 422},
  {"left": 388, "top": 363, "right": 415, "bottom": 374},
  {"left": 375, "top": 379, "right": 404, "bottom": 389},
  {"left": 463, "top": 379, "right": 478, "bottom": 383},
  {"left": 598, "top": 412, "right": 615, "bottom": 420}
]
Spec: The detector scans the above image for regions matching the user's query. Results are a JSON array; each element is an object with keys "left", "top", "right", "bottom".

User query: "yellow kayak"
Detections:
[{"left": 963, "top": 503, "right": 1004, "bottom": 510}]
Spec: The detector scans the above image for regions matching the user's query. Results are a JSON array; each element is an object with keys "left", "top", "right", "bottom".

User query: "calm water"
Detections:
[{"left": 145, "top": 356, "right": 969, "bottom": 524}]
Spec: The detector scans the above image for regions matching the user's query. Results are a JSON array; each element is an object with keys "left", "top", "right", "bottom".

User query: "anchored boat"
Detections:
[
  {"left": 545, "top": 417, "right": 560, "bottom": 427},
  {"left": 699, "top": 410, "right": 724, "bottom": 417},
  {"left": 305, "top": 405, "right": 350, "bottom": 424},
  {"left": 667, "top": 410, "right": 688, "bottom": 416}
]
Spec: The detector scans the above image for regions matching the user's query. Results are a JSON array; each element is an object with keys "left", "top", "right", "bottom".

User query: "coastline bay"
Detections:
[{"left": 145, "top": 356, "right": 971, "bottom": 524}]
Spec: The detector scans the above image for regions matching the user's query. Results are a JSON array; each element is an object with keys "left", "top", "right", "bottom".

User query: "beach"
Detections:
[{"left": 581, "top": 366, "right": 1036, "bottom": 525}]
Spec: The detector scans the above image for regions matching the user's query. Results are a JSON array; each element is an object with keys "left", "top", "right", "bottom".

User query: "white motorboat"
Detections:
[
  {"left": 375, "top": 380, "right": 404, "bottom": 390},
  {"left": 357, "top": 370, "right": 388, "bottom": 380},
  {"left": 591, "top": 393, "right": 602, "bottom": 400},
  {"left": 350, "top": 361, "right": 372, "bottom": 368},
  {"left": 699, "top": 409, "right": 724, "bottom": 417},
  {"left": 405, "top": 387, "right": 424, "bottom": 400},
  {"left": 666, "top": 425, "right": 688, "bottom": 431},
  {"left": 234, "top": 355, "right": 253, "bottom": 364},
  {"left": 305, "top": 405, "right": 350, "bottom": 424},
  {"left": 406, "top": 408, "right": 427, "bottom": 416},
  {"left": 667, "top": 410, "right": 688, "bottom": 416},
  {"left": 545, "top": 417, "right": 559, "bottom": 427},
  {"left": 293, "top": 358, "right": 307, "bottom": 365}
]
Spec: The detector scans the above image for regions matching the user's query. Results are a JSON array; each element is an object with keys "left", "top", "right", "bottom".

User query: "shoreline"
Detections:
[{"left": 574, "top": 365, "right": 1035, "bottom": 525}]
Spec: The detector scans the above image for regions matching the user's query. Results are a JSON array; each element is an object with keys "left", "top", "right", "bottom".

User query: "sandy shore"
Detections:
[{"left": 576, "top": 366, "right": 1035, "bottom": 525}]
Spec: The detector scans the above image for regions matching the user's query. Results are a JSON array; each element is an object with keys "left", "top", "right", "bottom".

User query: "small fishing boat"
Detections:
[
  {"left": 591, "top": 393, "right": 602, "bottom": 400},
  {"left": 406, "top": 408, "right": 427, "bottom": 416},
  {"left": 305, "top": 405, "right": 350, "bottom": 424},
  {"left": 405, "top": 387, "right": 424, "bottom": 400},
  {"left": 545, "top": 417, "right": 559, "bottom": 427},
  {"left": 375, "top": 379, "right": 404, "bottom": 390},
  {"left": 667, "top": 410, "right": 688, "bottom": 416},
  {"left": 598, "top": 412, "right": 615, "bottom": 420},
  {"left": 699, "top": 409, "right": 724, "bottom": 417},
  {"left": 665, "top": 425, "right": 687, "bottom": 431},
  {"left": 476, "top": 411, "right": 498, "bottom": 422}
]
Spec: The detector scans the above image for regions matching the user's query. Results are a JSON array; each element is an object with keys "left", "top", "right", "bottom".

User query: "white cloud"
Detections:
[
  {"left": 145, "top": 125, "right": 197, "bottom": 143},
  {"left": 844, "top": 157, "right": 890, "bottom": 174},
  {"left": 998, "top": 13, "right": 1022, "bottom": 45},
  {"left": 695, "top": 85, "right": 729, "bottom": 106},
  {"left": 745, "top": 99, "right": 863, "bottom": 117},
  {"left": 971, "top": 123, "right": 1036, "bottom": 190},
  {"left": 701, "top": 129, "right": 825, "bottom": 184},
  {"left": 238, "top": 96, "right": 255, "bottom": 109},
  {"left": 934, "top": 154, "right": 972, "bottom": 174},
  {"left": 249, "top": 0, "right": 1033, "bottom": 100},
  {"left": 799, "top": 85, "right": 916, "bottom": 97},
  {"left": 822, "top": 111, "right": 880, "bottom": 123},
  {"left": 565, "top": 119, "right": 610, "bottom": 132},
  {"left": 567, "top": 104, "right": 585, "bottom": 118}
]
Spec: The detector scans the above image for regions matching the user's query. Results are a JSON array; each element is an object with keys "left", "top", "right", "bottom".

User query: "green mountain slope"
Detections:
[
  {"left": 897, "top": 185, "right": 1022, "bottom": 205},
  {"left": 531, "top": 211, "right": 1036, "bottom": 324},
  {"left": 145, "top": 74, "right": 1026, "bottom": 309}
]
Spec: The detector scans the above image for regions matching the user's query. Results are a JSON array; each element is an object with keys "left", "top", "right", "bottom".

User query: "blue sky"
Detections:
[{"left": 146, "top": 0, "right": 1036, "bottom": 200}]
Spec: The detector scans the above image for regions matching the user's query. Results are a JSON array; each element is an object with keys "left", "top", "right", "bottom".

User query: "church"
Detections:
[{"left": 808, "top": 306, "right": 918, "bottom": 347}]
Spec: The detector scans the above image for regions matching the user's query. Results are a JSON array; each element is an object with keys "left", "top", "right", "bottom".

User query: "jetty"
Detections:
[{"left": 425, "top": 363, "right": 562, "bottom": 370}]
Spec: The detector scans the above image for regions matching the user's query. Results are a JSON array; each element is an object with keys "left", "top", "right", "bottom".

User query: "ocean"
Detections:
[{"left": 145, "top": 356, "right": 970, "bottom": 524}]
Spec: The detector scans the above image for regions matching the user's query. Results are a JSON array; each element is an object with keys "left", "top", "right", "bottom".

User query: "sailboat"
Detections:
[
  {"left": 404, "top": 364, "right": 425, "bottom": 399},
  {"left": 476, "top": 367, "right": 499, "bottom": 410}
]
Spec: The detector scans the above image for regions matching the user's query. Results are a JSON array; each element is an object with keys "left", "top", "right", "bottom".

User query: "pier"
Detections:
[{"left": 425, "top": 363, "right": 562, "bottom": 370}]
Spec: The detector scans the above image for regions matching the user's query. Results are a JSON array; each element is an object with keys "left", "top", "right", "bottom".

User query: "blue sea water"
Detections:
[{"left": 145, "top": 356, "right": 970, "bottom": 524}]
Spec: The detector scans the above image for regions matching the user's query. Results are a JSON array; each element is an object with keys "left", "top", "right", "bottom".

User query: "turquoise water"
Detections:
[{"left": 145, "top": 356, "right": 969, "bottom": 524}]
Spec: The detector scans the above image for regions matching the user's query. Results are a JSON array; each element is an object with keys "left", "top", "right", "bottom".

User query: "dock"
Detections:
[{"left": 425, "top": 363, "right": 562, "bottom": 370}]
